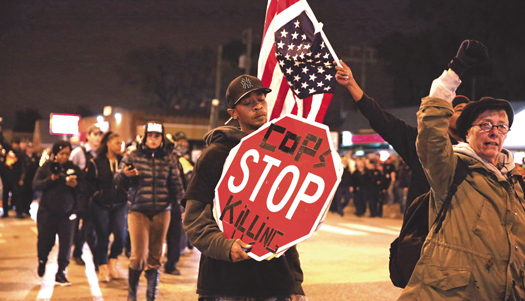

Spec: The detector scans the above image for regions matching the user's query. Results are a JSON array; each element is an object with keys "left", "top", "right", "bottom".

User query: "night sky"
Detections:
[{"left": 0, "top": 0, "right": 431, "bottom": 129}]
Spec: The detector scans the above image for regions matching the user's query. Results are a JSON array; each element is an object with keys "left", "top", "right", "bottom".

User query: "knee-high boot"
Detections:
[
  {"left": 145, "top": 269, "right": 160, "bottom": 301},
  {"left": 127, "top": 268, "right": 142, "bottom": 301}
]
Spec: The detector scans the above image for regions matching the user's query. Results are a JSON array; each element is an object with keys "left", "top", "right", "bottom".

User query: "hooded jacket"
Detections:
[
  {"left": 85, "top": 154, "right": 128, "bottom": 209},
  {"left": 182, "top": 126, "right": 304, "bottom": 298},
  {"left": 32, "top": 160, "right": 83, "bottom": 214},
  {"left": 115, "top": 143, "right": 183, "bottom": 214},
  {"left": 399, "top": 96, "right": 525, "bottom": 301}
]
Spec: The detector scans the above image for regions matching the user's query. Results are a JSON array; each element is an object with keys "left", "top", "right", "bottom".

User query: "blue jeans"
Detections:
[{"left": 91, "top": 202, "right": 128, "bottom": 265}]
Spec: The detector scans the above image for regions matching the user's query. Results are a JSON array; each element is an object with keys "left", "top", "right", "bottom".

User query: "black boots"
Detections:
[
  {"left": 127, "top": 268, "right": 142, "bottom": 301},
  {"left": 145, "top": 269, "right": 160, "bottom": 301}
]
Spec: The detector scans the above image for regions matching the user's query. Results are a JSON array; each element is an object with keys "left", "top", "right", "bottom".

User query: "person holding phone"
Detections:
[
  {"left": 33, "top": 140, "right": 84, "bottom": 286},
  {"left": 115, "top": 121, "right": 184, "bottom": 301}
]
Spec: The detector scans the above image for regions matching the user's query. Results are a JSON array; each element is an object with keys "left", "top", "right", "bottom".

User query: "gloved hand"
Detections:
[{"left": 448, "top": 40, "right": 488, "bottom": 76}]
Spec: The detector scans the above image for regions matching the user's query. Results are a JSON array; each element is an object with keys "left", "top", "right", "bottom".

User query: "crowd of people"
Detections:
[
  {"left": 330, "top": 152, "right": 412, "bottom": 218},
  {"left": 1, "top": 39, "right": 525, "bottom": 300}
]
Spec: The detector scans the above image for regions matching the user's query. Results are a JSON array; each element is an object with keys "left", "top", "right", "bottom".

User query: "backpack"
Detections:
[{"left": 389, "top": 157, "right": 468, "bottom": 288}]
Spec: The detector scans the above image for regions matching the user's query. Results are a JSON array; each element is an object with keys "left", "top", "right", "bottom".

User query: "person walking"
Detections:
[
  {"left": 115, "top": 121, "right": 184, "bottom": 301},
  {"left": 182, "top": 75, "right": 307, "bottom": 301},
  {"left": 33, "top": 140, "right": 83, "bottom": 286},
  {"left": 85, "top": 131, "right": 128, "bottom": 282}
]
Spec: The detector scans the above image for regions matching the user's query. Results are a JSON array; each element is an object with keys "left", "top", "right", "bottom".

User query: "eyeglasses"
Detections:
[{"left": 472, "top": 122, "right": 510, "bottom": 134}]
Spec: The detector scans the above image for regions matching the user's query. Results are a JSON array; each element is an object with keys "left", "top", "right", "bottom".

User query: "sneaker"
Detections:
[
  {"left": 164, "top": 268, "right": 181, "bottom": 275},
  {"left": 55, "top": 273, "right": 71, "bottom": 286},
  {"left": 72, "top": 255, "right": 85, "bottom": 266},
  {"left": 38, "top": 260, "right": 46, "bottom": 277}
]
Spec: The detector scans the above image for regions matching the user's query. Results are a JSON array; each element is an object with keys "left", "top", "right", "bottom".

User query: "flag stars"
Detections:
[
  {"left": 321, "top": 42, "right": 325, "bottom": 49},
  {"left": 277, "top": 41, "right": 285, "bottom": 49},
  {"left": 299, "top": 53, "right": 305, "bottom": 59},
  {"left": 325, "top": 74, "right": 333, "bottom": 81},
  {"left": 279, "top": 60, "right": 285, "bottom": 67},
  {"left": 288, "top": 44, "right": 295, "bottom": 50},
  {"left": 294, "top": 60, "right": 302, "bottom": 67},
  {"left": 285, "top": 54, "right": 291, "bottom": 60},
  {"left": 286, "top": 67, "right": 293, "bottom": 74},
  {"left": 309, "top": 74, "right": 317, "bottom": 81},
  {"left": 294, "top": 20, "right": 300, "bottom": 28},
  {"left": 294, "top": 75, "right": 301, "bottom": 82},
  {"left": 324, "top": 86, "right": 332, "bottom": 91},
  {"left": 301, "top": 82, "right": 309, "bottom": 89},
  {"left": 317, "top": 67, "right": 325, "bottom": 74},
  {"left": 303, "top": 44, "right": 311, "bottom": 50},
  {"left": 317, "top": 81, "right": 325, "bottom": 87},
  {"left": 297, "top": 44, "right": 303, "bottom": 50},
  {"left": 301, "top": 34, "right": 307, "bottom": 40},
  {"left": 280, "top": 29, "right": 288, "bottom": 38},
  {"left": 302, "top": 66, "right": 309, "bottom": 74},
  {"left": 292, "top": 32, "right": 299, "bottom": 39},
  {"left": 309, "top": 88, "right": 316, "bottom": 94},
  {"left": 323, "top": 53, "right": 330, "bottom": 59}
]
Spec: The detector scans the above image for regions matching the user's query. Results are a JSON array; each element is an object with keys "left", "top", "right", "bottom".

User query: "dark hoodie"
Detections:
[
  {"left": 182, "top": 126, "right": 304, "bottom": 298},
  {"left": 182, "top": 126, "right": 245, "bottom": 207}
]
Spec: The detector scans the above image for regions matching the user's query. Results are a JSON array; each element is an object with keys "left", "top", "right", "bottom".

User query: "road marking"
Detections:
[
  {"left": 339, "top": 223, "right": 400, "bottom": 235},
  {"left": 319, "top": 224, "right": 367, "bottom": 236}
]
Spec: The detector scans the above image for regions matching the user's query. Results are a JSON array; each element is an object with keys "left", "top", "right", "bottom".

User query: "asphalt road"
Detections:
[{"left": 0, "top": 203, "right": 403, "bottom": 301}]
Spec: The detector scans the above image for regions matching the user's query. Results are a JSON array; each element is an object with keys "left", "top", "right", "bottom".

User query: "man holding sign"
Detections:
[{"left": 183, "top": 75, "right": 307, "bottom": 301}]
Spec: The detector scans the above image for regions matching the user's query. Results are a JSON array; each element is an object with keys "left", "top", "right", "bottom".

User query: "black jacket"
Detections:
[
  {"left": 183, "top": 126, "right": 304, "bottom": 298},
  {"left": 85, "top": 154, "right": 128, "bottom": 209},
  {"left": 115, "top": 144, "right": 183, "bottom": 214},
  {"left": 32, "top": 160, "right": 83, "bottom": 214},
  {"left": 355, "top": 94, "right": 459, "bottom": 208}
]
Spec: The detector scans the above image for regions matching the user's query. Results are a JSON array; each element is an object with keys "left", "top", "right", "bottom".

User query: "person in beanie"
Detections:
[
  {"left": 32, "top": 140, "right": 84, "bottom": 286},
  {"left": 85, "top": 131, "right": 128, "bottom": 282},
  {"left": 398, "top": 40, "right": 525, "bottom": 300},
  {"left": 183, "top": 74, "right": 307, "bottom": 301},
  {"left": 115, "top": 121, "right": 184, "bottom": 301},
  {"left": 335, "top": 61, "right": 471, "bottom": 211}
]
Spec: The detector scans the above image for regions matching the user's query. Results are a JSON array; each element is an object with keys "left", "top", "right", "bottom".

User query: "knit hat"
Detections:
[
  {"left": 456, "top": 97, "right": 514, "bottom": 140},
  {"left": 52, "top": 140, "right": 72, "bottom": 155}
]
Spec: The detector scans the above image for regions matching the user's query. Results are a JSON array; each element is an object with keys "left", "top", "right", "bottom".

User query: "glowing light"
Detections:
[{"left": 115, "top": 113, "right": 122, "bottom": 124}]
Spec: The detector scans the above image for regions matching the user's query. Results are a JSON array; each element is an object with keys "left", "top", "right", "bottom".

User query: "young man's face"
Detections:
[
  {"left": 228, "top": 91, "right": 268, "bottom": 134},
  {"left": 449, "top": 103, "right": 467, "bottom": 133},
  {"left": 88, "top": 129, "right": 103, "bottom": 150}
]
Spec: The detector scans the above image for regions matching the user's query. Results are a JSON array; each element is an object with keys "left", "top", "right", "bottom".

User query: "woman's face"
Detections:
[
  {"left": 107, "top": 136, "right": 123, "bottom": 156},
  {"left": 55, "top": 147, "right": 71, "bottom": 164},
  {"left": 146, "top": 132, "right": 163, "bottom": 149},
  {"left": 466, "top": 109, "right": 509, "bottom": 166}
]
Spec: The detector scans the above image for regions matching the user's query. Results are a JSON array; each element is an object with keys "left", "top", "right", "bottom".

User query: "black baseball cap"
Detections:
[
  {"left": 456, "top": 96, "right": 514, "bottom": 140},
  {"left": 452, "top": 95, "right": 470, "bottom": 108},
  {"left": 226, "top": 75, "right": 271, "bottom": 109}
]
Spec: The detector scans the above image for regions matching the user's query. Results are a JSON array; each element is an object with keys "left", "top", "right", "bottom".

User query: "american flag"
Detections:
[{"left": 258, "top": 0, "right": 340, "bottom": 123}]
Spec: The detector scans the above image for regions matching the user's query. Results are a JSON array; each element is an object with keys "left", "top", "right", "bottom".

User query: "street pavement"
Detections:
[{"left": 0, "top": 202, "right": 404, "bottom": 300}]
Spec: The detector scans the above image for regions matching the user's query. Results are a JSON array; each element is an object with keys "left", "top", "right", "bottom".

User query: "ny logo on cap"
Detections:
[{"left": 241, "top": 77, "right": 253, "bottom": 90}]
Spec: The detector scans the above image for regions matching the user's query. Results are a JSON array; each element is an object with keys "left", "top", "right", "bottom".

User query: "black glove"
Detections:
[{"left": 448, "top": 40, "right": 488, "bottom": 76}]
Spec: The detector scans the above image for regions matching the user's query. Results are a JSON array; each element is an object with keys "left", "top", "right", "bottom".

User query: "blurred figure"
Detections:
[
  {"left": 115, "top": 121, "right": 184, "bottom": 301},
  {"left": 333, "top": 156, "right": 353, "bottom": 216},
  {"left": 351, "top": 159, "right": 366, "bottom": 217},
  {"left": 85, "top": 132, "right": 128, "bottom": 282},
  {"left": 164, "top": 131, "right": 193, "bottom": 276},
  {"left": 1, "top": 138, "right": 24, "bottom": 218},
  {"left": 70, "top": 124, "right": 103, "bottom": 267},
  {"left": 19, "top": 142, "right": 39, "bottom": 217},
  {"left": 33, "top": 141, "right": 83, "bottom": 286},
  {"left": 395, "top": 159, "right": 411, "bottom": 214},
  {"left": 362, "top": 159, "right": 383, "bottom": 217},
  {"left": 383, "top": 155, "right": 397, "bottom": 205}
]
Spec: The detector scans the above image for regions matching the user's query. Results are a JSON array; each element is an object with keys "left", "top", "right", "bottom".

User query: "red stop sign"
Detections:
[{"left": 214, "top": 114, "right": 342, "bottom": 261}]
